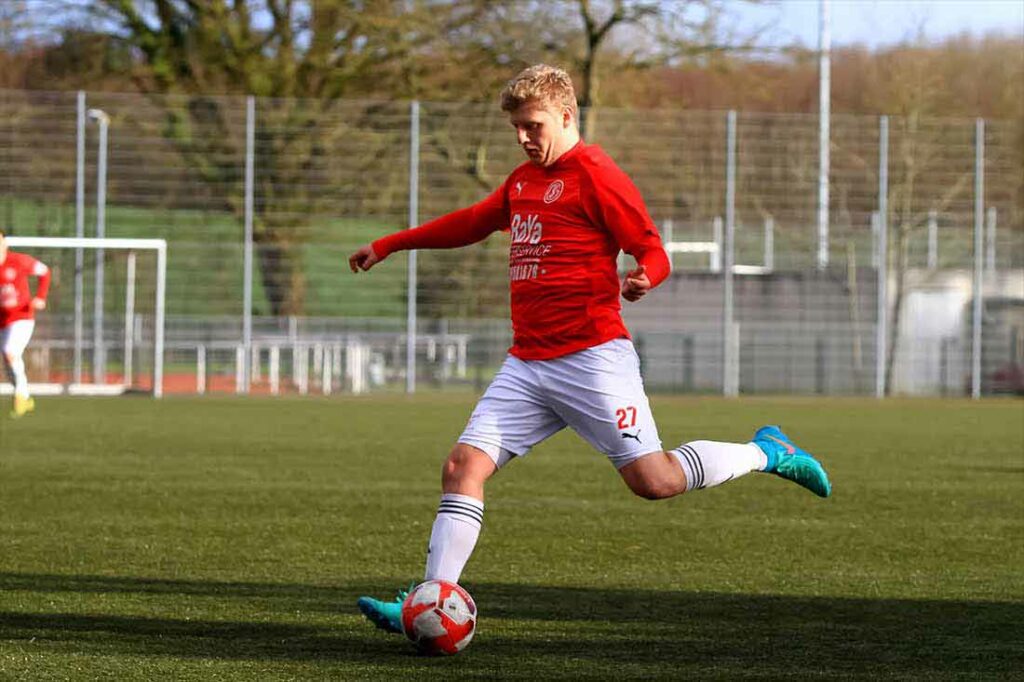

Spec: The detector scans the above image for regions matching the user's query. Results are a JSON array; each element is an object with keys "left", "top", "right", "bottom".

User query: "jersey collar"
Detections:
[{"left": 545, "top": 140, "right": 585, "bottom": 171}]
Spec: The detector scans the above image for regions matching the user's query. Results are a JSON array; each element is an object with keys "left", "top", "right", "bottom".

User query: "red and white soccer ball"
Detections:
[{"left": 400, "top": 580, "right": 477, "bottom": 655}]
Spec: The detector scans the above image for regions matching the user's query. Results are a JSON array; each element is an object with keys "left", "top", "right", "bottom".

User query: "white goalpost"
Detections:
[{"left": 5, "top": 236, "right": 167, "bottom": 398}]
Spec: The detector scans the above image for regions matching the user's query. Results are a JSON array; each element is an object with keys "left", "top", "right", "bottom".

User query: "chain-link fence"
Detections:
[{"left": 1, "top": 88, "right": 1021, "bottom": 397}]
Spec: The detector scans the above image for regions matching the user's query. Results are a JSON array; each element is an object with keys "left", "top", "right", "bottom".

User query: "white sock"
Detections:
[
  {"left": 4, "top": 354, "right": 28, "bottom": 398},
  {"left": 424, "top": 493, "right": 483, "bottom": 583},
  {"left": 670, "top": 440, "right": 768, "bottom": 492}
]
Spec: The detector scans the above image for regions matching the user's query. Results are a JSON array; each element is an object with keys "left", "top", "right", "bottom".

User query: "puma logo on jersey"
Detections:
[{"left": 621, "top": 429, "right": 642, "bottom": 443}]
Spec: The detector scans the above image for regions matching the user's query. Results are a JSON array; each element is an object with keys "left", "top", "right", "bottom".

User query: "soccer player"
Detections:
[
  {"left": 349, "top": 65, "right": 832, "bottom": 633},
  {"left": 0, "top": 231, "right": 50, "bottom": 417}
]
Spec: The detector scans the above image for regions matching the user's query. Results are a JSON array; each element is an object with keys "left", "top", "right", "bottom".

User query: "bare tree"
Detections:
[
  {"left": 874, "top": 46, "right": 974, "bottom": 394},
  {"left": 85, "top": 0, "right": 489, "bottom": 315},
  {"left": 573, "top": 0, "right": 765, "bottom": 138}
]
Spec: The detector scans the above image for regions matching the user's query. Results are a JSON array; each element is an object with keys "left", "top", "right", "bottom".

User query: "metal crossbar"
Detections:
[{"left": 5, "top": 236, "right": 167, "bottom": 397}]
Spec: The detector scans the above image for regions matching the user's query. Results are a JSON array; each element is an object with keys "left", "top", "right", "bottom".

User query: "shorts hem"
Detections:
[
  {"left": 457, "top": 438, "right": 522, "bottom": 467},
  {"left": 607, "top": 443, "right": 664, "bottom": 470}
]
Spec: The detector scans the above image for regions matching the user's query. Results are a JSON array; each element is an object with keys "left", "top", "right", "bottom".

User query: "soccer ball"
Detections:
[{"left": 400, "top": 580, "right": 477, "bottom": 655}]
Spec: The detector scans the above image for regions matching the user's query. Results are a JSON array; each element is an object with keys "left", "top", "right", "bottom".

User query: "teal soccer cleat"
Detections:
[
  {"left": 357, "top": 588, "right": 408, "bottom": 634},
  {"left": 753, "top": 425, "right": 832, "bottom": 498}
]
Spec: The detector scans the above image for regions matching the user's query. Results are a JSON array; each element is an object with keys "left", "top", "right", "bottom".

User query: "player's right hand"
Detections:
[
  {"left": 621, "top": 264, "right": 651, "bottom": 302},
  {"left": 348, "top": 245, "right": 381, "bottom": 272}
]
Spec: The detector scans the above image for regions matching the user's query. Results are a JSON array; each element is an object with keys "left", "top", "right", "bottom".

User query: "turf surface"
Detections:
[{"left": 1, "top": 395, "right": 1022, "bottom": 679}]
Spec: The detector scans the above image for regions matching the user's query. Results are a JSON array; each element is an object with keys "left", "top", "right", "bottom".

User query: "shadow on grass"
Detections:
[{"left": 0, "top": 572, "right": 1021, "bottom": 676}]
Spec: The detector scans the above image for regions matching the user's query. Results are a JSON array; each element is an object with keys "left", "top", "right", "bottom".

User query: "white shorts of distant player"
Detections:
[
  {"left": 459, "top": 338, "right": 662, "bottom": 470},
  {"left": 1, "top": 319, "right": 35, "bottom": 360}
]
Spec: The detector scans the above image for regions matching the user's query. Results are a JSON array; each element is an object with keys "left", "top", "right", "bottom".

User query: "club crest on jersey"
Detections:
[
  {"left": 3, "top": 268, "right": 15, "bottom": 280},
  {"left": 543, "top": 180, "right": 564, "bottom": 204}
]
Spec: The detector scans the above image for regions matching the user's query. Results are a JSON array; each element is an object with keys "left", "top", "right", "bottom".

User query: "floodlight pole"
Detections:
[
  {"left": 817, "top": 0, "right": 831, "bottom": 270},
  {"left": 88, "top": 108, "right": 109, "bottom": 384}
]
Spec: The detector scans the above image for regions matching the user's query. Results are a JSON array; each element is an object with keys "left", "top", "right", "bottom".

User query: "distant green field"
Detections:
[
  {"left": 1, "top": 395, "right": 1022, "bottom": 679},
  {"left": 4, "top": 196, "right": 409, "bottom": 318}
]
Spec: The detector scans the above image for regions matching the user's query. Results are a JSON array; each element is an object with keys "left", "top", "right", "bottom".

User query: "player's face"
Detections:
[{"left": 509, "top": 100, "right": 572, "bottom": 167}]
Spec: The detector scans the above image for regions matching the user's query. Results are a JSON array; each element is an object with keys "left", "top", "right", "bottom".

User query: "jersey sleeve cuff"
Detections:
[{"left": 639, "top": 248, "right": 671, "bottom": 288}]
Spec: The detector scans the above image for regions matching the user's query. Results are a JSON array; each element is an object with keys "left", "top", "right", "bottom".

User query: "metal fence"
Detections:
[{"left": 1, "top": 88, "right": 1022, "bottom": 397}]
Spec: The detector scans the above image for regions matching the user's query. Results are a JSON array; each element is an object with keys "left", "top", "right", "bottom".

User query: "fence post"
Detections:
[
  {"left": 124, "top": 251, "right": 135, "bottom": 387},
  {"left": 940, "top": 337, "right": 952, "bottom": 396},
  {"left": 269, "top": 346, "right": 280, "bottom": 395},
  {"left": 971, "top": 119, "right": 985, "bottom": 399},
  {"left": 985, "top": 206, "right": 997, "bottom": 277},
  {"left": 870, "top": 211, "right": 880, "bottom": 268},
  {"left": 251, "top": 344, "right": 260, "bottom": 383},
  {"left": 764, "top": 215, "right": 774, "bottom": 272},
  {"left": 927, "top": 210, "right": 938, "bottom": 270},
  {"left": 816, "top": 337, "right": 827, "bottom": 394},
  {"left": 242, "top": 95, "right": 255, "bottom": 394},
  {"left": 682, "top": 336, "right": 694, "bottom": 390},
  {"left": 723, "top": 110, "right": 738, "bottom": 397},
  {"left": 197, "top": 345, "right": 206, "bottom": 395},
  {"left": 322, "top": 348, "right": 332, "bottom": 395},
  {"left": 154, "top": 241, "right": 166, "bottom": 398},
  {"left": 711, "top": 216, "right": 723, "bottom": 273},
  {"left": 662, "top": 218, "right": 674, "bottom": 271},
  {"left": 406, "top": 100, "right": 420, "bottom": 394},
  {"left": 296, "top": 345, "right": 308, "bottom": 395},
  {"left": 74, "top": 91, "right": 85, "bottom": 386},
  {"left": 235, "top": 346, "right": 245, "bottom": 393},
  {"left": 875, "top": 116, "right": 889, "bottom": 398},
  {"left": 92, "top": 109, "right": 108, "bottom": 385}
]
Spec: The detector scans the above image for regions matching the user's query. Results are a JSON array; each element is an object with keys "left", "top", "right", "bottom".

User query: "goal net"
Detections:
[{"left": 3, "top": 237, "right": 167, "bottom": 398}]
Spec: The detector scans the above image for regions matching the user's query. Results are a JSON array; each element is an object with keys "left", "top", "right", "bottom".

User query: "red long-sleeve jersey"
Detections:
[
  {"left": 373, "top": 142, "right": 669, "bottom": 360},
  {"left": 0, "top": 251, "right": 51, "bottom": 327}
]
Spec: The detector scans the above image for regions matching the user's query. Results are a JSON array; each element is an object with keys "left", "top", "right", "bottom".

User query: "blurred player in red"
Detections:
[
  {"left": 0, "top": 231, "right": 51, "bottom": 417},
  {"left": 350, "top": 65, "right": 832, "bottom": 634}
]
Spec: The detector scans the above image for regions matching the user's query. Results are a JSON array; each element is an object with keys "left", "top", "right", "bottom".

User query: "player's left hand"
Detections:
[
  {"left": 31, "top": 297, "right": 46, "bottom": 311},
  {"left": 621, "top": 265, "right": 651, "bottom": 302}
]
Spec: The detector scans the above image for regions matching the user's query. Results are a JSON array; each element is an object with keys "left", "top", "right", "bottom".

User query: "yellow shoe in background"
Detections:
[{"left": 11, "top": 395, "right": 34, "bottom": 418}]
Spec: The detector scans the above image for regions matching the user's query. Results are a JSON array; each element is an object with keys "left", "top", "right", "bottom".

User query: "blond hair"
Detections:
[{"left": 500, "top": 64, "right": 577, "bottom": 116}]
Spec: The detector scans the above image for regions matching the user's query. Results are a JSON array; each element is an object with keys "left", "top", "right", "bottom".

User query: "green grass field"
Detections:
[{"left": 1, "top": 395, "right": 1022, "bottom": 679}]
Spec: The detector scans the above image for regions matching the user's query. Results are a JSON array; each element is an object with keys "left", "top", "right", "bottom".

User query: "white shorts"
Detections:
[
  {"left": 458, "top": 338, "right": 662, "bottom": 470},
  {"left": 1, "top": 319, "right": 35, "bottom": 357}
]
